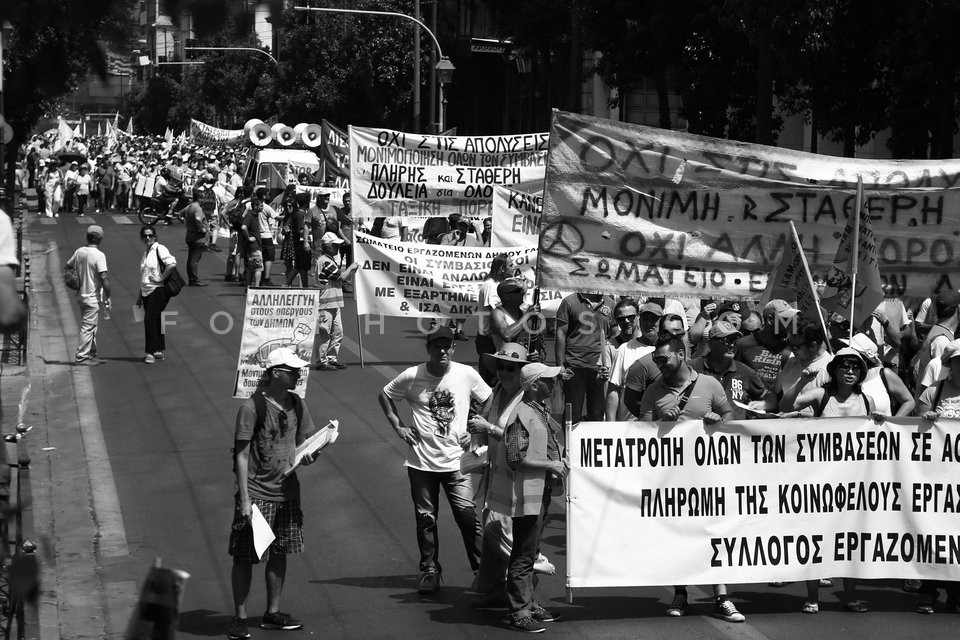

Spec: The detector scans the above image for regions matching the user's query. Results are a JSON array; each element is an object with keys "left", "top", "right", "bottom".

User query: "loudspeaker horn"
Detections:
[
  {"left": 248, "top": 122, "right": 273, "bottom": 147},
  {"left": 243, "top": 118, "right": 264, "bottom": 133},
  {"left": 275, "top": 125, "right": 297, "bottom": 147},
  {"left": 301, "top": 123, "right": 323, "bottom": 148}
]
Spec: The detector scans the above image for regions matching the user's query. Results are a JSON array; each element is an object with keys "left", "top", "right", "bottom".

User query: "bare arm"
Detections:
[
  {"left": 234, "top": 441, "right": 252, "bottom": 519},
  {"left": 883, "top": 369, "right": 916, "bottom": 417},
  {"left": 793, "top": 387, "right": 826, "bottom": 412},
  {"left": 554, "top": 324, "right": 568, "bottom": 368},
  {"left": 379, "top": 391, "right": 420, "bottom": 446}
]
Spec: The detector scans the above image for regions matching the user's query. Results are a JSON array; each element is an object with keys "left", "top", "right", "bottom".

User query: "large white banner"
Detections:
[
  {"left": 354, "top": 232, "right": 562, "bottom": 319},
  {"left": 569, "top": 417, "right": 960, "bottom": 588},
  {"left": 538, "top": 110, "right": 960, "bottom": 300},
  {"left": 190, "top": 118, "right": 245, "bottom": 143},
  {"left": 491, "top": 185, "right": 543, "bottom": 248},
  {"left": 349, "top": 126, "right": 548, "bottom": 219},
  {"left": 233, "top": 289, "right": 319, "bottom": 398}
]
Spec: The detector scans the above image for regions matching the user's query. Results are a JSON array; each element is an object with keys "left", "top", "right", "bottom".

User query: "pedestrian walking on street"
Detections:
[
  {"left": 378, "top": 326, "right": 491, "bottom": 594},
  {"left": 228, "top": 347, "right": 319, "bottom": 640},
  {"left": 66, "top": 225, "right": 111, "bottom": 366},
  {"left": 180, "top": 188, "right": 209, "bottom": 286},
  {"left": 312, "top": 232, "right": 357, "bottom": 371},
  {"left": 137, "top": 225, "right": 176, "bottom": 364}
]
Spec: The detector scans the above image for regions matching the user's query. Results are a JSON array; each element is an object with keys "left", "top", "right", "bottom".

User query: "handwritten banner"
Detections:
[
  {"left": 354, "top": 232, "right": 562, "bottom": 319},
  {"left": 233, "top": 289, "right": 318, "bottom": 398},
  {"left": 349, "top": 126, "right": 549, "bottom": 219},
  {"left": 491, "top": 185, "right": 544, "bottom": 248},
  {"left": 569, "top": 417, "right": 960, "bottom": 588},
  {"left": 190, "top": 118, "right": 245, "bottom": 143},
  {"left": 537, "top": 110, "right": 960, "bottom": 300},
  {"left": 321, "top": 120, "right": 349, "bottom": 189}
]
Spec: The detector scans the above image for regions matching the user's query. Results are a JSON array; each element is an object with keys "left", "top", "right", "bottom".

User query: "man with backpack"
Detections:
[
  {"left": 224, "top": 188, "right": 249, "bottom": 283},
  {"left": 196, "top": 176, "right": 222, "bottom": 253},
  {"left": 228, "top": 347, "right": 320, "bottom": 640}
]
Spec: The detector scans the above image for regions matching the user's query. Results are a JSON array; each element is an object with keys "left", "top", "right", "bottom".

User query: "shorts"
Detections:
[
  {"left": 260, "top": 237, "right": 276, "bottom": 262},
  {"left": 294, "top": 246, "right": 312, "bottom": 271},
  {"left": 247, "top": 250, "right": 264, "bottom": 270},
  {"left": 228, "top": 497, "right": 303, "bottom": 563}
]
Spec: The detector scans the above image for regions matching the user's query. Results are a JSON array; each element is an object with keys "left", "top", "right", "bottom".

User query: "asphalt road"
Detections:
[{"left": 29, "top": 212, "right": 956, "bottom": 640}]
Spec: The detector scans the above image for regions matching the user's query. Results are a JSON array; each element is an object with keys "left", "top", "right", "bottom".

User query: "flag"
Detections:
[
  {"left": 760, "top": 221, "right": 829, "bottom": 336},
  {"left": 126, "top": 117, "right": 134, "bottom": 135},
  {"left": 164, "top": 127, "right": 173, "bottom": 152},
  {"left": 114, "top": 111, "right": 120, "bottom": 130},
  {"left": 97, "top": 122, "right": 102, "bottom": 137},
  {"left": 55, "top": 118, "right": 74, "bottom": 151},
  {"left": 73, "top": 123, "right": 82, "bottom": 137},
  {"left": 820, "top": 177, "right": 884, "bottom": 329}
]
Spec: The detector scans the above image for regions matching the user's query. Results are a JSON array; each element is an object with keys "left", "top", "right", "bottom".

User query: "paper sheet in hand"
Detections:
[
  {"left": 732, "top": 399, "right": 779, "bottom": 418},
  {"left": 250, "top": 503, "right": 275, "bottom": 561},
  {"left": 132, "top": 304, "right": 144, "bottom": 323},
  {"left": 282, "top": 420, "right": 339, "bottom": 477}
]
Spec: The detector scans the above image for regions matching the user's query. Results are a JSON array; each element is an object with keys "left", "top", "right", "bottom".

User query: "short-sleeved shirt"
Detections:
[
  {"left": 242, "top": 211, "right": 262, "bottom": 253},
  {"left": 637, "top": 367, "right": 732, "bottom": 421},
  {"left": 556, "top": 293, "right": 615, "bottom": 370},
  {"left": 235, "top": 393, "right": 316, "bottom": 501},
  {"left": 183, "top": 202, "right": 207, "bottom": 244},
  {"left": 880, "top": 298, "right": 910, "bottom": 365},
  {"left": 316, "top": 254, "right": 344, "bottom": 309},
  {"left": 0, "top": 211, "right": 19, "bottom": 267},
  {"left": 734, "top": 333, "right": 792, "bottom": 391},
  {"left": 609, "top": 339, "right": 656, "bottom": 420},
  {"left": 139, "top": 243, "right": 176, "bottom": 297},
  {"left": 477, "top": 279, "right": 500, "bottom": 336},
  {"left": 690, "top": 356, "right": 766, "bottom": 419},
  {"left": 309, "top": 206, "right": 337, "bottom": 247},
  {"left": 66, "top": 246, "right": 107, "bottom": 304},
  {"left": 624, "top": 353, "right": 662, "bottom": 398},
  {"left": 383, "top": 362, "right": 491, "bottom": 472},
  {"left": 918, "top": 381, "right": 960, "bottom": 417}
]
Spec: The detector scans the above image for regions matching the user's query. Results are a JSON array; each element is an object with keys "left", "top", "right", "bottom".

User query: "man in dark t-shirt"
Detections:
[
  {"left": 692, "top": 321, "right": 766, "bottom": 419},
  {"left": 735, "top": 299, "right": 797, "bottom": 390},
  {"left": 555, "top": 292, "right": 615, "bottom": 423}
]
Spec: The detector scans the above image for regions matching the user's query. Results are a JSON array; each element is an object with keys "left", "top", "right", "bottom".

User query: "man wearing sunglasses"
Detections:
[
  {"left": 690, "top": 321, "right": 766, "bottom": 420},
  {"left": 228, "top": 347, "right": 318, "bottom": 640},
  {"left": 606, "top": 300, "right": 659, "bottom": 421},
  {"left": 379, "top": 326, "right": 492, "bottom": 595}
]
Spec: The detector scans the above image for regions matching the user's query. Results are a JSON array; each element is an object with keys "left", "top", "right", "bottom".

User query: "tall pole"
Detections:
[
  {"left": 428, "top": 1, "right": 437, "bottom": 132},
  {"left": 0, "top": 28, "right": 6, "bottom": 210},
  {"left": 413, "top": 0, "right": 421, "bottom": 133}
]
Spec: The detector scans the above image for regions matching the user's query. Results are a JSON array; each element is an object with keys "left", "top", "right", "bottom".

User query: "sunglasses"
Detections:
[
  {"left": 835, "top": 361, "right": 861, "bottom": 372},
  {"left": 652, "top": 354, "right": 674, "bottom": 365},
  {"left": 615, "top": 314, "right": 637, "bottom": 323},
  {"left": 496, "top": 363, "right": 518, "bottom": 373},
  {"left": 710, "top": 335, "right": 739, "bottom": 346}
]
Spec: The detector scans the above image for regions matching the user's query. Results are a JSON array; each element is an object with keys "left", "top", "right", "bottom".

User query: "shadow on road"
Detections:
[{"left": 177, "top": 609, "right": 235, "bottom": 637}]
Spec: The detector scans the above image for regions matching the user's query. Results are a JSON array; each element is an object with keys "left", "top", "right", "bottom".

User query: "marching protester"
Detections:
[
  {"left": 75, "top": 165, "right": 94, "bottom": 214},
  {"left": 734, "top": 300, "right": 797, "bottom": 390},
  {"left": 490, "top": 278, "right": 543, "bottom": 359},
  {"left": 224, "top": 187, "right": 248, "bottom": 283},
  {"left": 690, "top": 320, "right": 766, "bottom": 420},
  {"left": 66, "top": 225, "right": 111, "bottom": 366},
  {"left": 912, "top": 290, "right": 960, "bottom": 396},
  {"left": 180, "top": 188, "right": 209, "bottom": 287},
  {"left": 758, "top": 317, "right": 833, "bottom": 416},
  {"left": 137, "top": 225, "right": 176, "bottom": 364},
  {"left": 476, "top": 254, "right": 511, "bottom": 385},
  {"left": 240, "top": 198, "right": 265, "bottom": 288},
  {"left": 228, "top": 347, "right": 319, "bottom": 639},
  {"left": 636, "top": 334, "right": 743, "bottom": 622},
  {"left": 254, "top": 187, "right": 280, "bottom": 286},
  {"left": 378, "top": 327, "right": 491, "bottom": 594},
  {"left": 284, "top": 192, "right": 312, "bottom": 288},
  {"left": 490, "top": 362, "right": 567, "bottom": 633},
  {"left": 312, "top": 232, "right": 357, "bottom": 371},
  {"left": 554, "top": 292, "right": 615, "bottom": 424},
  {"left": 606, "top": 300, "right": 659, "bottom": 421},
  {"left": 622, "top": 312, "right": 688, "bottom": 418},
  {"left": 838, "top": 333, "right": 915, "bottom": 417},
  {"left": 335, "top": 192, "right": 355, "bottom": 293}
]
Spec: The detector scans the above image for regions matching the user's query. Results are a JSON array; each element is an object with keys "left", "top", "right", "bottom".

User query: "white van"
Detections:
[{"left": 241, "top": 147, "right": 321, "bottom": 201}]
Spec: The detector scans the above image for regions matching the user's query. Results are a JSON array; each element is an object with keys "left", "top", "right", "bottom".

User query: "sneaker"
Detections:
[
  {"left": 533, "top": 554, "right": 555, "bottom": 575},
  {"left": 714, "top": 598, "right": 745, "bottom": 622},
  {"left": 76, "top": 357, "right": 102, "bottom": 366},
  {"left": 417, "top": 570, "right": 440, "bottom": 594},
  {"left": 314, "top": 362, "right": 338, "bottom": 371},
  {"left": 331, "top": 361, "right": 348, "bottom": 370},
  {"left": 454, "top": 331, "right": 469, "bottom": 341},
  {"left": 917, "top": 600, "right": 935, "bottom": 614},
  {"left": 666, "top": 591, "right": 687, "bottom": 617},
  {"left": 531, "top": 605, "right": 559, "bottom": 622},
  {"left": 260, "top": 611, "right": 302, "bottom": 630},
  {"left": 509, "top": 617, "right": 545, "bottom": 633},
  {"left": 261, "top": 278, "right": 274, "bottom": 286},
  {"left": 144, "top": 354, "right": 156, "bottom": 364},
  {"left": 227, "top": 617, "right": 250, "bottom": 639},
  {"left": 903, "top": 579, "right": 922, "bottom": 593},
  {"left": 208, "top": 245, "right": 223, "bottom": 252},
  {"left": 153, "top": 352, "right": 165, "bottom": 360}
]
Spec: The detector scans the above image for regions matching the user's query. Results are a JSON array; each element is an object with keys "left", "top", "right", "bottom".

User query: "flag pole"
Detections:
[
  {"left": 848, "top": 177, "right": 864, "bottom": 342},
  {"left": 790, "top": 221, "right": 833, "bottom": 354}
]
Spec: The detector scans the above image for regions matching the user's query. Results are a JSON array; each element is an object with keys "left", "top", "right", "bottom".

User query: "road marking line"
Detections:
[
  {"left": 114, "top": 215, "right": 136, "bottom": 225},
  {"left": 76, "top": 216, "right": 95, "bottom": 223},
  {"left": 47, "top": 241, "right": 130, "bottom": 558}
]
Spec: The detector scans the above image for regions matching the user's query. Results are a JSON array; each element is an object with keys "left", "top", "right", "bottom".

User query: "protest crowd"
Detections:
[{"left": 10, "top": 119, "right": 960, "bottom": 638}]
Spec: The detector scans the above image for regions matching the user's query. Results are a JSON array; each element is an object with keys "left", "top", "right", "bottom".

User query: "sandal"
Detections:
[
  {"left": 801, "top": 602, "right": 819, "bottom": 614},
  {"left": 819, "top": 578, "right": 833, "bottom": 587},
  {"left": 844, "top": 600, "right": 868, "bottom": 613}
]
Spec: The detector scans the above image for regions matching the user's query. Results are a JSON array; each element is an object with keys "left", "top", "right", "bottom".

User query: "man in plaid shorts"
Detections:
[{"left": 228, "top": 347, "right": 319, "bottom": 640}]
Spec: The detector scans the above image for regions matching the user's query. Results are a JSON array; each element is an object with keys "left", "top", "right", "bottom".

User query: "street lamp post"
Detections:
[
  {"left": 184, "top": 46, "right": 278, "bottom": 66},
  {"left": 294, "top": 6, "right": 454, "bottom": 133},
  {"left": 435, "top": 58, "right": 455, "bottom": 133}
]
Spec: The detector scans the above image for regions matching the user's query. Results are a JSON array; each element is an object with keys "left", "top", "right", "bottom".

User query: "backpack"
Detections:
[
  {"left": 197, "top": 185, "right": 218, "bottom": 216},
  {"left": 64, "top": 266, "right": 81, "bottom": 291},
  {"left": 232, "top": 391, "right": 304, "bottom": 473},
  {"left": 226, "top": 198, "right": 248, "bottom": 231}
]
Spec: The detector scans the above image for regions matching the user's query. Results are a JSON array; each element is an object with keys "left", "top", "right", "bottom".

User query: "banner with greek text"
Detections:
[
  {"left": 349, "top": 126, "right": 548, "bottom": 219},
  {"left": 569, "top": 417, "right": 960, "bottom": 588},
  {"left": 190, "top": 119, "right": 245, "bottom": 143},
  {"left": 354, "top": 232, "right": 562, "bottom": 319},
  {"left": 538, "top": 110, "right": 960, "bottom": 300},
  {"left": 491, "top": 185, "right": 543, "bottom": 248},
  {"left": 321, "top": 120, "right": 349, "bottom": 189},
  {"left": 233, "top": 289, "right": 319, "bottom": 398}
]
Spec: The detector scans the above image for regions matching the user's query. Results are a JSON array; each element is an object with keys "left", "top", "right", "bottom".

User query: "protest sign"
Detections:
[
  {"left": 354, "top": 232, "right": 563, "bottom": 319},
  {"left": 569, "top": 417, "right": 960, "bottom": 589},
  {"left": 349, "top": 126, "right": 548, "bottom": 219},
  {"left": 190, "top": 119, "right": 245, "bottom": 143},
  {"left": 537, "top": 110, "right": 960, "bottom": 300},
  {"left": 320, "top": 120, "right": 349, "bottom": 189},
  {"left": 491, "top": 185, "right": 543, "bottom": 247},
  {"left": 233, "top": 289, "right": 319, "bottom": 398}
]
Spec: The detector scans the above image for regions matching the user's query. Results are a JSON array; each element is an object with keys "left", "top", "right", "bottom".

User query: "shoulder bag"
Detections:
[{"left": 154, "top": 245, "right": 185, "bottom": 297}]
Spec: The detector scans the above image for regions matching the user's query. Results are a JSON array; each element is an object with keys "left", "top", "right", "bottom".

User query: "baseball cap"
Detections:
[
  {"left": 264, "top": 346, "right": 309, "bottom": 370},
  {"left": 940, "top": 339, "right": 960, "bottom": 374},
  {"left": 320, "top": 232, "right": 344, "bottom": 245},
  {"left": 716, "top": 300, "right": 745, "bottom": 318},
  {"left": 520, "top": 362, "right": 564, "bottom": 390},
  {"left": 86, "top": 225, "right": 104, "bottom": 236},
  {"left": 763, "top": 299, "right": 800, "bottom": 322},
  {"left": 496, "top": 278, "right": 525, "bottom": 297},
  {"left": 935, "top": 290, "right": 960, "bottom": 316},
  {"left": 426, "top": 326, "right": 455, "bottom": 345},
  {"left": 639, "top": 302, "right": 664, "bottom": 317},
  {"left": 709, "top": 320, "right": 742, "bottom": 339}
]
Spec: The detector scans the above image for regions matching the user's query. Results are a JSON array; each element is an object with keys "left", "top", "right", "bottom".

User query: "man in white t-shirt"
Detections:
[
  {"left": 606, "top": 301, "right": 661, "bottom": 420},
  {"left": 0, "top": 210, "right": 25, "bottom": 331},
  {"left": 475, "top": 254, "right": 509, "bottom": 385},
  {"left": 65, "top": 225, "right": 111, "bottom": 365},
  {"left": 379, "top": 326, "right": 491, "bottom": 594}
]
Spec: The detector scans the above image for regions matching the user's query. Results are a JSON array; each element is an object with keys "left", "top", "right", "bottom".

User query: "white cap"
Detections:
[{"left": 264, "top": 347, "right": 309, "bottom": 370}]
